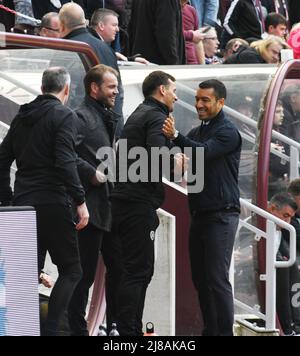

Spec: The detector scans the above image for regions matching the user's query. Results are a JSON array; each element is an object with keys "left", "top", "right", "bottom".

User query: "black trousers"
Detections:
[
  {"left": 68, "top": 223, "right": 104, "bottom": 336},
  {"left": 36, "top": 204, "right": 82, "bottom": 336},
  {"left": 189, "top": 211, "right": 239, "bottom": 336},
  {"left": 112, "top": 199, "right": 159, "bottom": 336},
  {"left": 276, "top": 262, "right": 300, "bottom": 334},
  {"left": 102, "top": 230, "right": 123, "bottom": 334}
]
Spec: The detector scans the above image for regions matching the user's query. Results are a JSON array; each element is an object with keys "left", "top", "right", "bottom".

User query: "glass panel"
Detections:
[
  {"left": 267, "top": 79, "right": 300, "bottom": 199},
  {"left": 0, "top": 48, "right": 86, "bottom": 126}
]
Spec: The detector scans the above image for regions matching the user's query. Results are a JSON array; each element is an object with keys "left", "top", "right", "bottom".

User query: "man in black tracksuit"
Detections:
[
  {"left": 111, "top": 71, "right": 180, "bottom": 336},
  {"left": 0, "top": 67, "right": 89, "bottom": 336},
  {"left": 223, "top": 0, "right": 263, "bottom": 41},
  {"left": 163, "top": 80, "right": 242, "bottom": 336},
  {"left": 68, "top": 64, "right": 120, "bottom": 336}
]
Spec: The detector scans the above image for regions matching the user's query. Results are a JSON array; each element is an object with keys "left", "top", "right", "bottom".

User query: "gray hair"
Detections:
[
  {"left": 41, "top": 67, "right": 71, "bottom": 94},
  {"left": 40, "top": 12, "right": 59, "bottom": 29},
  {"left": 269, "top": 193, "right": 297, "bottom": 211},
  {"left": 90, "top": 8, "right": 119, "bottom": 28}
]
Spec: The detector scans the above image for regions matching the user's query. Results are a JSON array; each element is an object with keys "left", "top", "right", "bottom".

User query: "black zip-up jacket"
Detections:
[
  {"left": 112, "top": 97, "right": 171, "bottom": 209},
  {"left": 65, "top": 27, "right": 124, "bottom": 137},
  {"left": 224, "top": 46, "right": 266, "bottom": 64},
  {"left": 75, "top": 96, "right": 118, "bottom": 231},
  {"left": 173, "top": 110, "right": 242, "bottom": 214},
  {"left": 224, "top": 0, "right": 263, "bottom": 40},
  {"left": 0, "top": 95, "right": 85, "bottom": 207}
]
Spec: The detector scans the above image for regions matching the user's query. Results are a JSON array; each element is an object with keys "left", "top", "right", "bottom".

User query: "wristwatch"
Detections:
[{"left": 173, "top": 130, "right": 179, "bottom": 140}]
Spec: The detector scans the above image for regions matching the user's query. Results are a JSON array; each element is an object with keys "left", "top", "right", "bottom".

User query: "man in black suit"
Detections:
[
  {"left": 68, "top": 64, "right": 120, "bottom": 336},
  {"left": 163, "top": 80, "right": 242, "bottom": 336}
]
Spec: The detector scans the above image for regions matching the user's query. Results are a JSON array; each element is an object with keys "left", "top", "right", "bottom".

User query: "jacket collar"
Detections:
[
  {"left": 64, "top": 27, "right": 88, "bottom": 40},
  {"left": 84, "top": 96, "right": 119, "bottom": 122},
  {"left": 144, "top": 97, "right": 170, "bottom": 115}
]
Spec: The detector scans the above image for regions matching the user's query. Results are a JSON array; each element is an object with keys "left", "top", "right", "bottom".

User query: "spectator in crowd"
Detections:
[
  {"left": 288, "top": 179, "right": 300, "bottom": 266},
  {"left": 0, "top": 67, "right": 89, "bottom": 336},
  {"left": 267, "top": 193, "right": 300, "bottom": 336},
  {"left": 129, "top": 0, "right": 186, "bottom": 65},
  {"left": 163, "top": 79, "right": 242, "bottom": 336},
  {"left": 218, "top": 0, "right": 231, "bottom": 23},
  {"left": 31, "top": 0, "right": 87, "bottom": 19},
  {"left": 261, "top": 0, "right": 289, "bottom": 20},
  {"left": 263, "top": 12, "right": 287, "bottom": 39},
  {"left": 181, "top": 0, "right": 205, "bottom": 64},
  {"left": 281, "top": 84, "right": 300, "bottom": 142},
  {"left": 225, "top": 36, "right": 288, "bottom": 64},
  {"left": 202, "top": 26, "right": 221, "bottom": 64},
  {"left": 39, "top": 12, "right": 60, "bottom": 38},
  {"left": 221, "top": 38, "right": 249, "bottom": 62},
  {"left": 190, "top": 0, "right": 219, "bottom": 27},
  {"left": 111, "top": 71, "right": 186, "bottom": 336},
  {"left": 89, "top": 8, "right": 149, "bottom": 64},
  {"left": 287, "top": 23, "right": 300, "bottom": 59},
  {"left": 269, "top": 100, "right": 289, "bottom": 198},
  {"left": 223, "top": 0, "right": 264, "bottom": 42},
  {"left": 289, "top": 0, "right": 300, "bottom": 28},
  {"left": 59, "top": 2, "right": 124, "bottom": 137},
  {"left": 68, "top": 64, "right": 120, "bottom": 336}
]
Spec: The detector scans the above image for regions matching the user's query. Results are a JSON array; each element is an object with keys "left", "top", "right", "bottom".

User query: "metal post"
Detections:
[
  {"left": 265, "top": 220, "right": 278, "bottom": 331},
  {"left": 290, "top": 146, "right": 300, "bottom": 181}
]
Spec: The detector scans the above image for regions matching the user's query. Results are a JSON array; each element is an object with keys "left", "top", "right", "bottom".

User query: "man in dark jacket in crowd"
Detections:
[
  {"left": 129, "top": 0, "right": 186, "bottom": 65},
  {"left": 111, "top": 70, "right": 186, "bottom": 335},
  {"left": 163, "top": 79, "right": 242, "bottom": 336},
  {"left": 0, "top": 67, "right": 89, "bottom": 336},
  {"left": 59, "top": 2, "right": 124, "bottom": 137},
  {"left": 68, "top": 64, "right": 120, "bottom": 336},
  {"left": 223, "top": 0, "right": 264, "bottom": 41}
]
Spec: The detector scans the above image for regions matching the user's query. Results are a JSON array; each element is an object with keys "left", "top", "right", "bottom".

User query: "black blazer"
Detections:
[
  {"left": 75, "top": 96, "right": 118, "bottom": 232},
  {"left": 174, "top": 110, "right": 242, "bottom": 214}
]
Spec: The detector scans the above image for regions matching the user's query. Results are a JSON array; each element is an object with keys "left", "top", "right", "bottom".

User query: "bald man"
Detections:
[{"left": 59, "top": 2, "right": 124, "bottom": 136}]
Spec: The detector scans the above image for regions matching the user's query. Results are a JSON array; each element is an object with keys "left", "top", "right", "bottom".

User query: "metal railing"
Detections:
[
  {"left": 237, "top": 198, "right": 296, "bottom": 331},
  {"left": 163, "top": 177, "right": 297, "bottom": 332}
]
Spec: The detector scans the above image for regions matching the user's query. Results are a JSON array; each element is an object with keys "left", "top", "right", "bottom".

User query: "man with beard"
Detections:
[{"left": 67, "top": 64, "right": 120, "bottom": 336}]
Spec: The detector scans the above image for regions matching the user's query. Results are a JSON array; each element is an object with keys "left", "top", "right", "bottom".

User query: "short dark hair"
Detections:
[
  {"left": 84, "top": 64, "right": 119, "bottom": 95},
  {"left": 270, "top": 193, "right": 297, "bottom": 211},
  {"left": 90, "top": 8, "right": 119, "bottom": 28},
  {"left": 265, "top": 12, "right": 287, "bottom": 32},
  {"left": 199, "top": 79, "right": 227, "bottom": 100},
  {"left": 142, "top": 71, "right": 176, "bottom": 98},
  {"left": 288, "top": 179, "right": 300, "bottom": 197},
  {"left": 42, "top": 67, "right": 70, "bottom": 94}
]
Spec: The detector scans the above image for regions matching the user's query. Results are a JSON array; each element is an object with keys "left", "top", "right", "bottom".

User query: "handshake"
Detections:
[{"left": 162, "top": 115, "right": 189, "bottom": 176}]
